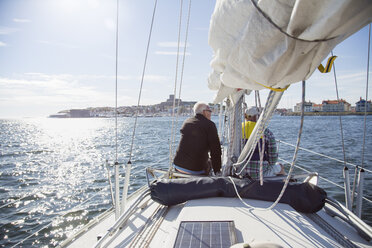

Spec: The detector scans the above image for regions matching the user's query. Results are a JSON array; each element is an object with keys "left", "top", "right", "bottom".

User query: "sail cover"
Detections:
[{"left": 208, "top": 0, "right": 372, "bottom": 102}]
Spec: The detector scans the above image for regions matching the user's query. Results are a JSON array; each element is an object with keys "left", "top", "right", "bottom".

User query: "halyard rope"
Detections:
[
  {"left": 231, "top": 81, "right": 306, "bottom": 211},
  {"left": 234, "top": 90, "right": 280, "bottom": 170},
  {"left": 265, "top": 80, "right": 306, "bottom": 210}
]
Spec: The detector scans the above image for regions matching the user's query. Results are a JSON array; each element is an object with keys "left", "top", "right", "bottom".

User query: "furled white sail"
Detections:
[{"left": 208, "top": 0, "right": 372, "bottom": 103}]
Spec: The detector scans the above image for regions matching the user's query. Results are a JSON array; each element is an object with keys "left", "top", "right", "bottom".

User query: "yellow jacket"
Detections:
[{"left": 242, "top": 121, "right": 256, "bottom": 140}]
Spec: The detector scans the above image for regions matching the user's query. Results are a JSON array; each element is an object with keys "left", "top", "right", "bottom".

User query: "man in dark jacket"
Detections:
[{"left": 173, "top": 102, "right": 222, "bottom": 175}]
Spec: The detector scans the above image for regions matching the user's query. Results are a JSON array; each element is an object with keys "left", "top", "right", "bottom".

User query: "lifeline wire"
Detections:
[
  {"left": 278, "top": 158, "right": 372, "bottom": 205},
  {"left": 128, "top": 0, "right": 158, "bottom": 163},
  {"left": 10, "top": 187, "right": 109, "bottom": 248},
  {"left": 277, "top": 140, "right": 372, "bottom": 174},
  {"left": 0, "top": 193, "right": 39, "bottom": 210},
  {"left": 361, "top": 23, "right": 371, "bottom": 169}
]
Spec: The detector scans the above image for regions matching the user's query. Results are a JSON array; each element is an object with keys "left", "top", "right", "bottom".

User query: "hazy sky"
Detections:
[{"left": 0, "top": 0, "right": 371, "bottom": 118}]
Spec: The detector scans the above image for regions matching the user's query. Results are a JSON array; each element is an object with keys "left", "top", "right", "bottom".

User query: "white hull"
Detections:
[{"left": 61, "top": 182, "right": 372, "bottom": 248}]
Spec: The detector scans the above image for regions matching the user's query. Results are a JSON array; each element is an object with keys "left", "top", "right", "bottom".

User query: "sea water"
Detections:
[{"left": 0, "top": 115, "right": 371, "bottom": 247}]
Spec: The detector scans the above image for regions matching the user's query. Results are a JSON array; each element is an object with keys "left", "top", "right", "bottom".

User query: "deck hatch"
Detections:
[{"left": 174, "top": 221, "right": 236, "bottom": 248}]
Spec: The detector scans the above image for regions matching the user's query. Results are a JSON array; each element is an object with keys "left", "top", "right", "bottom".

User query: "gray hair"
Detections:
[{"left": 193, "top": 102, "right": 209, "bottom": 115}]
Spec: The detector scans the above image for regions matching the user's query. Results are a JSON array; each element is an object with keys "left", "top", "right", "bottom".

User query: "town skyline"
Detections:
[{"left": 49, "top": 94, "right": 371, "bottom": 118}]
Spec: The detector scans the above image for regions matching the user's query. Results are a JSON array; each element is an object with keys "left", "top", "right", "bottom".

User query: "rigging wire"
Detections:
[
  {"left": 330, "top": 49, "right": 356, "bottom": 207},
  {"left": 128, "top": 0, "right": 158, "bottom": 164},
  {"left": 113, "top": 0, "right": 121, "bottom": 220},
  {"left": 331, "top": 51, "right": 347, "bottom": 166},
  {"left": 169, "top": 0, "right": 184, "bottom": 173},
  {"left": 168, "top": 0, "right": 183, "bottom": 172},
  {"left": 168, "top": 0, "right": 192, "bottom": 175},
  {"left": 361, "top": 23, "right": 371, "bottom": 169},
  {"left": 114, "top": 0, "right": 119, "bottom": 164},
  {"left": 175, "top": 0, "right": 192, "bottom": 132}
]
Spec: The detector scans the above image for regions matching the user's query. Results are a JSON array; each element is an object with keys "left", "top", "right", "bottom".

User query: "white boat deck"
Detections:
[{"left": 63, "top": 189, "right": 372, "bottom": 248}]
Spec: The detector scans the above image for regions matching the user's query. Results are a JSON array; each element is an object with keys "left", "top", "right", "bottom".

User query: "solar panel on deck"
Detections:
[{"left": 174, "top": 221, "right": 236, "bottom": 248}]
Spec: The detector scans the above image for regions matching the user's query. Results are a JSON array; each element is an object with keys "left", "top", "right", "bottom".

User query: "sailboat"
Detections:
[{"left": 58, "top": 0, "right": 372, "bottom": 247}]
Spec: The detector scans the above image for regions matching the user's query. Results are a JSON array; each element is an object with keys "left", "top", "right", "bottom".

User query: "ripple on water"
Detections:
[{"left": 0, "top": 116, "right": 371, "bottom": 247}]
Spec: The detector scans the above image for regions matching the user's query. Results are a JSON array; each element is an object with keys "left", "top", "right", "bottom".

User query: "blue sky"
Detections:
[{"left": 0, "top": 0, "right": 371, "bottom": 118}]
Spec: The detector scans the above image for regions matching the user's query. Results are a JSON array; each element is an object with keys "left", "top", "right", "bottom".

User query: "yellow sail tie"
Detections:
[
  {"left": 254, "top": 82, "right": 290, "bottom": 92},
  {"left": 318, "top": 55, "right": 337, "bottom": 73}
]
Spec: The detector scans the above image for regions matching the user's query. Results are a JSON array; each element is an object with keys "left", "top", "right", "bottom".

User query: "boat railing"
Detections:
[
  {"left": 277, "top": 139, "right": 372, "bottom": 174},
  {"left": 277, "top": 139, "right": 372, "bottom": 219}
]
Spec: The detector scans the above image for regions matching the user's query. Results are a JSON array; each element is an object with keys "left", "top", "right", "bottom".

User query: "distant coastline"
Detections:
[
  {"left": 48, "top": 94, "right": 372, "bottom": 118},
  {"left": 284, "top": 111, "right": 372, "bottom": 116}
]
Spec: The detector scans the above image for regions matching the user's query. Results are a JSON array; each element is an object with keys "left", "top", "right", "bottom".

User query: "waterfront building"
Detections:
[
  {"left": 312, "top": 103, "right": 323, "bottom": 112},
  {"left": 322, "top": 99, "right": 351, "bottom": 112},
  {"left": 356, "top": 98, "right": 372, "bottom": 112},
  {"left": 294, "top": 101, "right": 313, "bottom": 112}
]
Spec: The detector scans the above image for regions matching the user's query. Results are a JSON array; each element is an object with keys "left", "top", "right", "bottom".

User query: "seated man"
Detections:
[
  {"left": 240, "top": 107, "right": 285, "bottom": 179},
  {"left": 173, "top": 102, "right": 222, "bottom": 176}
]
